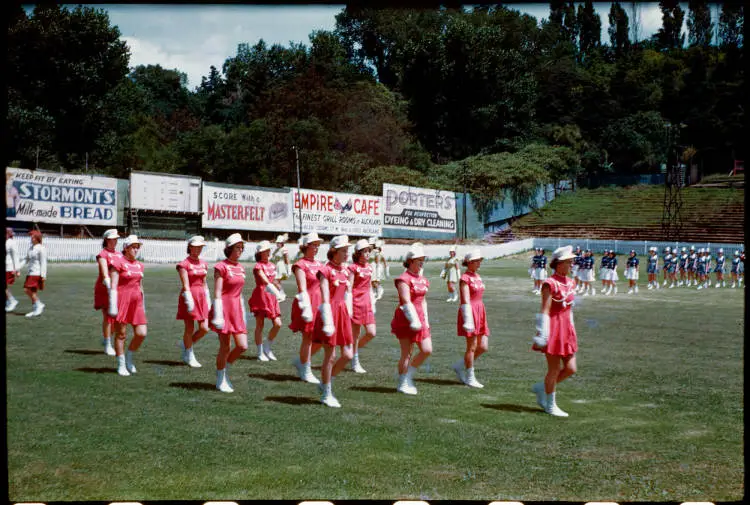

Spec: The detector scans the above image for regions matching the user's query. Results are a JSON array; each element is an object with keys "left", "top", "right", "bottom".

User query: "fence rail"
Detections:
[{"left": 533, "top": 237, "right": 745, "bottom": 257}]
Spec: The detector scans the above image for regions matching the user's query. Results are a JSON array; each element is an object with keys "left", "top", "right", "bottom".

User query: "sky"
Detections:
[{"left": 57, "top": 3, "right": 720, "bottom": 89}]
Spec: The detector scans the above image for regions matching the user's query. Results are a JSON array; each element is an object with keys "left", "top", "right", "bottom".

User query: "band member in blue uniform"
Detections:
[
  {"left": 696, "top": 248, "right": 708, "bottom": 290},
  {"left": 713, "top": 249, "right": 726, "bottom": 288},
  {"left": 677, "top": 247, "right": 688, "bottom": 287},
  {"left": 625, "top": 250, "right": 639, "bottom": 294},
  {"left": 730, "top": 251, "right": 741, "bottom": 288},
  {"left": 605, "top": 250, "right": 619, "bottom": 295},
  {"left": 667, "top": 249, "right": 678, "bottom": 288},
  {"left": 599, "top": 251, "right": 610, "bottom": 293},
  {"left": 572, "top": 246, "right": 583, "bottom": 291},
  {"left": 647, "top": 247, "right": 659, "bottom": 290},
  {"left": 687, "top": 246, "right": 698, "bottom": 286},
  {"left": 578, "top": 250, "right": 595, "bottom": 296}
]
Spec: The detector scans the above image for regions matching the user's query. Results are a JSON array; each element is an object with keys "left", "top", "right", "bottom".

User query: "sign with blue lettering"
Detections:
[
  {"left": 6, "top": 167, "right": 117, "bottom": 225},
  {"left": 382, "top": 183, "right": 457, "bottom": 233}
]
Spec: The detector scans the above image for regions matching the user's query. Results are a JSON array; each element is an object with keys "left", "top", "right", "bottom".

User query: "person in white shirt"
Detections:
[
  {"left": 5, "top": 227, "right": 23, "bottom": 312},
  {"left": 23, "top": 230, "right": 47, "bottom": 317}
]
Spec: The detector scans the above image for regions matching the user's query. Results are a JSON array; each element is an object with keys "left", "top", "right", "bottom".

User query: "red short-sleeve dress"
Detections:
[
  {"left": 94, "top": 248, "right": 123, "bottom": 320},
  {"left": 110, "top": 256, "right": 147, "bottom": 326},
  {"left": 312, "top": 262, "right": 354, "bottom": 346},
  {"left": 391, "top": 271, "right": 431, "bottom": 343},
  {"left": 289, "top": 257, "right": 324, "bottom": 334},
  {"left": 248, "top": 261, "right": 281, "bottom": 319},
  {"left": 176, "top": 257, "right": 209, "bottom": 321},
  {"left": 534, "top": 273, "right": 578, "bottom": 357},
  {"left": 209, "top": 260, "right": 247, "bottom": 335},
  {"left": 457, "top": 271, "right": 490, "bottom": 338},
  {"left": 348, "top": 262, "right": 375, "bottom": 325}
]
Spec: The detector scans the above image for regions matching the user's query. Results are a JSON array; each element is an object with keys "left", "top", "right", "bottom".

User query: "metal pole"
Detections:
[
  {"left": 36, "top": 146, "right": 40, "bottom": 169},
  {"left": 293, "top": 146, "right": 303, "bottom": 237}
]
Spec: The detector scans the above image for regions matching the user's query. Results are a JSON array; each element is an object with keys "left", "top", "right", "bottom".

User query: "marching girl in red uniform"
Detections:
[
  {"left": 175, "top": 235, "right": 210, "bottom": 368},
  {"left": 94, "top": 229, "right": 122, "bottom": 355},
  {"left": 391, "top": 243, "right": 432, "bottom": 395},
  {"left": 108, "top": 235, "right": 147, "bottom": 377},
  {"left": 451, "top": 249, "right": 489, "bottom": 389},
  {"left": 210, "top": 233, "right": 249, "bottom": 393},
  {"left": 531, "top": 245, "right": 579, "bottom": 417},
  {"left": 313, "top": 235, "right": 355, "bottom": 408},
  {"left": 289, "top": 232, "right": 324, "bottom": 384},
  {"left": 347, "top": 239, "right": 376, "bottom": 373},
  {"left": 249, "top": 240, "right": 286, "bottom": 362}
]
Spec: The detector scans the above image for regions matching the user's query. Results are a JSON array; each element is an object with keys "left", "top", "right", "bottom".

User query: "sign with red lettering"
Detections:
[
  {"left": 382, "top": 183, "right": 457, "bottom": 233},
  {"left": 291, "top": 188, "right": 382, "bottom": 236},
  {"left": 202, "top": 182, "right": 293, "bottom": 231}
]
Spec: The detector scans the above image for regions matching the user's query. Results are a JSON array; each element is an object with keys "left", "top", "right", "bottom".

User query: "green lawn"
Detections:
[{"left": 6, "top": 260, "right": 744, "bottom": 501}]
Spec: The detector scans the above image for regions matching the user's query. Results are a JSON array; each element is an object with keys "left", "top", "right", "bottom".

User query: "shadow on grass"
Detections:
[
  {"left": 248, "top": 372, "right": 300, "bottom": 382},
  {"left": 144, "top": 360, "right": 185, "bottom": 367},
  {"left": 65, "top": 349, "right": 104, "bottom": 355},
  {"left": 349, "top": 386, "right": 396, "bottom": 394},
  {"left": 481, "top": 403, "right": 542, "bottom": 414},
  {"left": 263, "top": 395, "right": 319, "bottom": 406},
  {"left": 74, "top": 367, "right": 116, "bottom": 374},
  {"left": 415, "top": 378, "right": 463, "bottom": 386},
  {"left": 169, "top": 382, "right": 216, "bottom": 391}
]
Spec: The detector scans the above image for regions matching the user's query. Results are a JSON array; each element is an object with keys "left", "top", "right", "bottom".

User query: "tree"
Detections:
[
  {"left": 656, "top": 0, "right": 686, "bottom": 50},
  {"left": 608, "top": 3, "right": 630, "bottom": 57},
  {"left": 577, "top": 0, "right": 602, "bottom": 63},
  {"left": 562, "top": 1, "right": 579, "bottom": 49},
  {"left": 687, "top": 0, "right": 713, "bottom": 48},
  {"left": 718, "top": 4, "right": 743, "bottom": 50}
]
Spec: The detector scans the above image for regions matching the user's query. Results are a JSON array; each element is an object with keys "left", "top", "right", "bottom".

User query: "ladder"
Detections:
[{"left": 129, "top": 207, "right": 140, "bottom": 235}]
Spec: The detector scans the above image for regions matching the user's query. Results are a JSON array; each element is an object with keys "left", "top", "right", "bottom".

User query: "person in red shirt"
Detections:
[
  {"left": 313, "top": 235, "right": 354, "bottom": 408},
  {"left": 531, "top": 245, "right": 579, "bottom": 417},
  {"left": 391, "top": 242, "right": 431, "bottom": 395},
  {"left": 94, "top": 229, "right": 122, "bottom": 356},
  {"left": 347, "top": 238, "right": 376, "bottom": 373},
  {"left": 175, "top": 235, "right": 211, "bottom": 368},
  {"left": 108, "top": 235, "right": 147, "bottom": 377},
  {"left": 451, "top": 249, "right": 489, "bottom": 389},
  {"left": 249, "top": 240, "right": 286, "bottom": 362},
  {"left": 210, "top": 233, "right": 249, "bottom": 393},
  {"left": 289, "top": 232, "right": 324, "bottom": 384}
]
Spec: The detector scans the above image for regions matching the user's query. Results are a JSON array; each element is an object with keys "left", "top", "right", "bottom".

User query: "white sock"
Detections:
[
  {"left": 257, "top": 344, "right": 264, "bottom": 355},
  {"left": 406, "top": 365, "right": 418, "bottom": 380},
  {"left": 546, "top": 391, "right": 557, "bottom": 407}
]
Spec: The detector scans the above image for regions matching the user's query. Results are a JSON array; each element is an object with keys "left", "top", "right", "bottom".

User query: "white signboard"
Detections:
[
  {"left": 130, "top": 171, "right": 201, "bottom": 212},
  {"left": 382, "top": 183, "right": 457, "bottom": 233},
  {"left": 6, "top": 167, "right": 117, "bottom": 225},
  {"left": 202, "top": 183, "right": 294, "bottom": 231},
  {"left": 291, "top": 188, "right": 382, "bottom": 236}
]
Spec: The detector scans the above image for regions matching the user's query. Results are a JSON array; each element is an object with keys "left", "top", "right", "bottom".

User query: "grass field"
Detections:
[{"left": 6, "top": 258, "right": 744, "bottom": 502}]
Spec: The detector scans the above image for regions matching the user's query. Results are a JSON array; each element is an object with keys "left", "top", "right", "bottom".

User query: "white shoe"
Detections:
[
  {"left": 321, "top": 392, "right": 341, "bottom": 408},
  {"left": 715, "top": 283, "right": 721, "bottom": 289},
  {"left": 545, "top": 403, "right": 569, "bottom": 417},
  {"left": 257, "top": 352, "right": 270, "bottom": 362},
  {"left": 697, "top": 285, "right": 703, "bottom": 290},
  {"left": 669, "top": 283, "right": 675, "bottom": 289},
  {"left": 216, "top": 369, "right": 233, "bottom": 393},
  {"left": 451, "top": 361, "right": 466, "bottom": 384},
  {"left": 185, "top": 348, "right": 202, "bottom": 368},
  {"left": 531, "top": 382, "right": 546, "bottom": 409},
  {"left": 731, "top": 283, "right": 736, "bottom": 288},
  {"left": 397, "top": 375, "right": 417, "bottom": 395},
  {"left": 34, "top": 301, "right": 45, "bottom": 315},
  {"left": 6, "top": 298, "right": 18, "bottom": 312},
  {"left": 634, "top": 286, "right": 638, "bottom": 293},
  {"left": 590, "top": 289, "right": 596, "bottom": 296},
  {"left": 264, "top": 349, "right": 277, "bottom": 361},
  {"left": 25, "top": 302, "right": 39, "bottom": 318},
  {"left": 103, "top": 338, "right": 116, "bottom": 356},
  {"left": 351, "top": 355, "right": 366, "bottom": 374},
  {"left": 125, "top": 350, "right": 137, "bottom": 374},
  {"left": 647, "top": 284, "right": 653, "bottom": 290},
  {"left": 302, "top": 362, "right": 320, "bottom": 384},
  {"left": 627, "top": 289, "right": 633, "bottom": 294},
  {"left": 613, "top": 287, "right": 618, "bottom": 295},
  {"left": 116, "top": 355, "right": 130, "bottom": 376},
  {"left": 292, "top": 356, "right": 305, "bottom": 379},
  {"left": 465, "top": 368, "right": 483, "bottom": 388}
]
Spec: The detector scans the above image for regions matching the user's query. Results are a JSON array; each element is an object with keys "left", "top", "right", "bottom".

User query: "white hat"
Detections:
[
  {"left": 367, "top": 235, "right": 378, "bottom": 245},
  {"left": 355, "top": 238, "right": 371, "bottom": 252},
  {"left": 718, "top": 248, "right": 724, "bottom": 253},
  {"left": 665, "top": 246, "right": 671, "bottom": 252},
  {"left": 188, "top": 235, "right": 206, "bottom": 247},
  {"left": 449, "top": 245, "right": 457, "bottom": 253},
  {"left": 681, "top": 247, "right": 687, "bottom": 252},
  {"left": 690, "top": 245, "right": 695, "bottom": 250},
  {"left": 463, "top": 249, "right": 483, "bottom": 263},
  {"left": 551, "top": 245, "right": 576, "bottom": 262},
  {"left": 275, "top": 233, "right": 288, "bottom": 243},
  {"left": 405, "top": 242, "right": 426, "bottom": 261},
  {"left": 225, "top": 233, "right": 244, "bottom": 248},
  {"left": 734, "top": 250, "right": 740, "bottom": 256},
  {"left": 102, "top": 229, "right": 119, "bottom": 240},
  {"left": 301, "top": 231, "right": 322, "bottom": 246},
  {"left": 375, "top": 239, "right": 384, "bottom": 249},
  {"left": 329, "top": 235, "right": 351, "bottom": 250},
  {"left": 123, "top": 235, "right": 143, "bottom": 248},
  {"left": 256, "top": 240, "right": 272, "bottom": 254}
]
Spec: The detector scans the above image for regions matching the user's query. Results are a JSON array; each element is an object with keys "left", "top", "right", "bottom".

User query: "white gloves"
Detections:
[
  {"left": 370, "top": 288, "right": 377, "bottom": 314},
  {"left": 108, "top": 289, "right": 118, "bottom": 317},
  {"left": 400, "top": 302, "right": 422, "bottom": 331},
  {"left": 182, "top": 290, "right": 195, "bottom": 313},
  {"left": 211, "top": 298, "right": 224, "bottom": 330},
  {"left": 385, "top": 265, "right": 391, "bottom": 279},
  {"left": 344, "top": 291, "right": 353, "bottom": 317},
  {"left": 319, "top": 303, "right": 335, "bottom": 336},
  {"left": 423, "top": 300, "right": 430, "bottom": 329},
  {"left": 103, "top": 276, "right": 111, "bottom": 290},
  {"left": 460, "top": 303, "right": 475, "bottom": 333},
  {"left": 440, "top": 269, "right": 446, "bottom": 279},
  {"left": 296, "top": 291, "right": 313, "bottom": 322},
  {"left": 533, "top": 313, "right": 550, "bottom": 348},
  {"left": 265, "top": 283, "right": 287, "bottom": 302},
  {"left": 204, "top": 285, "right": 212, "bottom": 311}
]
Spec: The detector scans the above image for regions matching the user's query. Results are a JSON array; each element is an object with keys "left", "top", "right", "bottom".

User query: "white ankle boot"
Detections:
[
  {"left": 116, "top": 355, "right": 130, "bottom": 376},
  {"left": 465, "top": 367, "right": 483, "bottom": 388},
  {"left": 185, "top": 347, "right": 201, "bottom": 368},
  {"left": 451, "top": 360, "right": 466, "bottom": 384},
  {"left": 103, "top": 337, "right": 116, "bottom": 356},
  {"left": 397, "top": 374, "right": 417, "bottom": 395},
  {"left": 216, "top": 369, "right": 233, "bottom": 393},
  {"left": 545, "top": 392, "right": 569, "bottom": 417},
  {"left": 320, "top": 382, "right": 341, "bottom": 408},
  {"left": 531, "top": 382, "right": 546, "bottom": 409},
  {"left": 351, "top": 353, "right": 366, "bottom": 374},
  {"left": 125, "top": 350, "right": 137, "bottom": 374}
]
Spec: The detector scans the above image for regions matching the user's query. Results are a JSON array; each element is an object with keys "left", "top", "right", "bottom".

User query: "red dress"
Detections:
[
  {"left": 391, "top": 270, "right": 431, "bottom": 343},
  {"left": 289, "top": 257, "right": 324, "bottom": 334},
  {"left": 209, "top": 260, "right": 247, "bottom": 335},
  {"left": 534, "top": 273, "right": 578, "bottom": 357},
  {"left": 457, "top": 271, "right": 490, "bottom": 337},
  {"left": 111, "top": 256, "right": 147, "bottom": 325},
  {"left": 348, "top": 261, "right": 375, "bottom": 325},
  {"left": 94, "top": 248, "right": 123, "bottom": 318},
  {"left": 248, "top": 261, "right": 281, "bottom": 319},
  {"left": 176, "top": 257, "right": 209, "bottom": 321},
  {"left": 312, "top": 262, "right": 354, "bottom": 346}
]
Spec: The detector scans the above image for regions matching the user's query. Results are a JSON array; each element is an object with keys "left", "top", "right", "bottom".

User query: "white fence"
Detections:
[{"left": 534, "top": 238, "right": 745, "bottom": 258}]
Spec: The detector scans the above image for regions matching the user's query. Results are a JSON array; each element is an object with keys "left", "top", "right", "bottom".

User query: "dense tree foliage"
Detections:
[{"left": 6, "top": 3, "right": 745, "bottom": 200}]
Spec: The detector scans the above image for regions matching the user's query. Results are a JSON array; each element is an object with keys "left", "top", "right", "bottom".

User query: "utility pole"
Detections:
[
  {"left": 661, "top": 122, "right": 685, "bottom": 241},
  {"left": 292, "top": 145, "right": 303, "bottom": 237}
]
